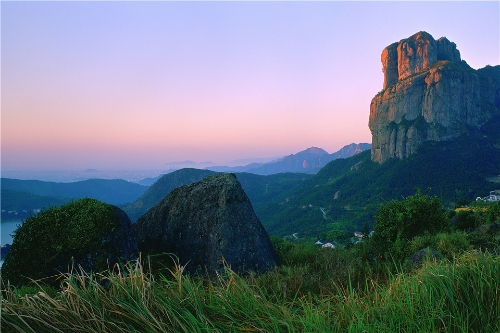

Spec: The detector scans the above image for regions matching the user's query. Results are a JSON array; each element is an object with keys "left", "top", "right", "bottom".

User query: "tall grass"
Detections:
[
  {"left": 2, "top": 251, "right": 499, "bottom": 332},
  {"left": 336, "top": 251, "right": 500, "bottom": 332}
]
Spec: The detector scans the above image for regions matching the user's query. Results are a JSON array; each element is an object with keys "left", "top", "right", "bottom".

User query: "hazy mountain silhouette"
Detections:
[{"left": 208, "top": 143, "right": 371, "bottom": 175}]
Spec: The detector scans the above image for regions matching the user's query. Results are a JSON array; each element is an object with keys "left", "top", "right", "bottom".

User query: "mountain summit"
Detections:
[
  {"left": 369, "top": 31, "right": 500, "bottom": 163},
  {"left": 238, "top": 143, "right": 370, "bottom": 175}
]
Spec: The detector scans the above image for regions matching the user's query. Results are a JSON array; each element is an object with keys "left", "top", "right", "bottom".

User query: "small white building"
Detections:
[
  {"left": 322, "top": 242, "right": 335, "bottom": 249},
  {"left": 476, "top": 190, "right": 500, "bottom": 203},
  {"left": 488, "top": 191, "right": 500, "bottom": 202}
]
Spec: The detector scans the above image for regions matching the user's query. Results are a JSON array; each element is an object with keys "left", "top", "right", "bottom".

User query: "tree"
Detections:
[
  {"left": 371, "top": 190, "right": 448, "bottom": 260},
  {"left": 361, "top": 220, "right": 371, "bottom": 241},
  {"left": 488, "top": 202, "right": 500, "bottom": 224}
]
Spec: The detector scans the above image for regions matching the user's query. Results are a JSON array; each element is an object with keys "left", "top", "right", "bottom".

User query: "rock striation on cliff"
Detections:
[
  {"left": 370, "top": 31, "right": 500, "bottom": 163},
  {"left": 133, "top": 173, "right": 279, "bottom": 275}
]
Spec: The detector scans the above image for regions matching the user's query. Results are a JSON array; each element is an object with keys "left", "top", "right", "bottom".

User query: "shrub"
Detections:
[
  {"left": 371, "top": 190, "right": 448, "bottom": 261},
  {"left": 1, "top": 198, "right": 136, "bottom": 287},
  {"left": 488, "top": 201, "right": 500, "bottom": 223},
  {"left": 455, "top": 209, "right": 478, "bottom": 231},
  {"left": 410, "top": 231, "right": 471, "bottom": 260}
]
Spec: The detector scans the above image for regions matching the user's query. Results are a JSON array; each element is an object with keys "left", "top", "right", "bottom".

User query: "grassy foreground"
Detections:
[{"left": 1, "top": 250, "right": 499, "bottom": 333}]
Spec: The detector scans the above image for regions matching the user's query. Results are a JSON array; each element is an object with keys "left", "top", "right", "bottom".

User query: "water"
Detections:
[
  {"left": 1, "top": 219, "right": 23, "bottom": 267},
  {"left": 1, "top": 219, "right": 22, "bottom": 246}
]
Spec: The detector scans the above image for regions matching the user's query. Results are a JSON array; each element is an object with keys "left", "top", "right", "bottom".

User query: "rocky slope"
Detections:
[
  {"left": 133, "top": 173, "right": 279, "bottom": 275},
  {"left": 369, "top": 31, "right": 500, "bottom": 163}
]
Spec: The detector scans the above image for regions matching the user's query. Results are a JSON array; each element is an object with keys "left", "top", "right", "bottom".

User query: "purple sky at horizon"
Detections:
[{"left": 2, "top": 1, "right": 499, "bottom": 170}]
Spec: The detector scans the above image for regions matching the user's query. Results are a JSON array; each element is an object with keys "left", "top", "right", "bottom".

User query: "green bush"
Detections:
[
  {"left": 455, "top": 209, "right": 478, "bottom": 231},
  {"left": 371, "top": 190, "right": 448, "bottom": 261},
  {"left": 268, "top": 237, "right": 370, "bottom": 297},
  {"left": 410, "top": 231, "right": 471, "bottom": 260},
  {"left": 1, "top": 198, "right": 121, "bottom": 287},
  {"left": 488, "top": 201, "right": 500, "bottom": 223}
]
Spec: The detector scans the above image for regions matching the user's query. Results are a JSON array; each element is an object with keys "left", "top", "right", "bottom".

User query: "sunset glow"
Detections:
[{"left": 2, "top": 1, "right": 498, "bottom": 170}]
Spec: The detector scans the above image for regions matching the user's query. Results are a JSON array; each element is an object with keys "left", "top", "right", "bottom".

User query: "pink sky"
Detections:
[{"left": 2, "top": 1, "right": 499, "bottom": 170}]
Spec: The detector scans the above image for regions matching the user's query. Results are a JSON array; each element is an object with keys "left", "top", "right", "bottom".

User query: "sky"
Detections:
[{"left": 1, "top": 1, "right": 499, "bottom": 171}]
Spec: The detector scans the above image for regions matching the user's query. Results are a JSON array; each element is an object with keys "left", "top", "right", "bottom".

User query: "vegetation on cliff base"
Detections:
[{"left": 259, "top": 125, "right": 500, "bottom": 238}]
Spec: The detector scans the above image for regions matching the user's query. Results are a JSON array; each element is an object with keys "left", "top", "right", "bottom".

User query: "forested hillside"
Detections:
[
  {"left": 258, "top": 119, "right": 500, "bottom": 238},
  {"left": 1, "top": 178, "right": 148, "bottom": 206}
]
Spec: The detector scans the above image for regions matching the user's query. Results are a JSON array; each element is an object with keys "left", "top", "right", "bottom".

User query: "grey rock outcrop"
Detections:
[
  {"left": 133, "top": 173, "right": 279, "bottom": 275},
  {"left": 370, "top": 31, "right": 500, "bottom": 163},
  {"left": 408, "top": 247, "right": 443, "bottom": 267},
  {"left": 108, "top": 206, "right": 140, "bottom": 261}
]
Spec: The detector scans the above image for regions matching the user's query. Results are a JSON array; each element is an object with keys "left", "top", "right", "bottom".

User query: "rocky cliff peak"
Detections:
[
  {"left": 133, "top": 173, "right": 279, "bottom": 275},
  {"left": 381, "top": 31, "right": 462, "bottom": 90},
  {"left": 370, "top": 31, "right": 500, "bottom": 163}
]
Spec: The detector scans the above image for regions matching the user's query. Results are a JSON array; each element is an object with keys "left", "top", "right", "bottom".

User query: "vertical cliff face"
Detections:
[{"left": 370, "top": 31, "right": 500, "bottom": 163}]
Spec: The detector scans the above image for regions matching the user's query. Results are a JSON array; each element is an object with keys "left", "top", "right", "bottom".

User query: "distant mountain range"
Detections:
[
  {"left": 0, "top": 143, "right": 368, "bottom": 221},
  {"left": 137, "top": 143, "right": 370, "bottom": 185},
  {"left": 161, "top": 143, "right": 371, "bottom": 175},
  {"left": 2, "top": 128, "right": 499, "bottom": 239},
  {"left": 247, "top": 143, "right": 369, "bottom": 174},
  {"left": 162, "top": 156, "right": 281, "bottom": 170},
  {"left": 208, "top": 143, "right": 370, "bottom": 174}
]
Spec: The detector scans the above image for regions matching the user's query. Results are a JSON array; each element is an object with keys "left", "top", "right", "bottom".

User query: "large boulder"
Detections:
[
  {"left": 370, "top": 31, "right": 500, "bottom": 163},
  {"left": 1, "top": 198, "right": 138, "bottom": 287},
  {"left": 133, "top": 173, "right": 279, "bottom": 275}
]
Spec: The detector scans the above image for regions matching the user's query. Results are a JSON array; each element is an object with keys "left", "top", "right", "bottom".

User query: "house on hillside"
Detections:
[
  {"left": 354, "top": 231, "right": 364, "bottom": 238},
  {"left": 476, "top": 190, "right": 500, "bottom": 203},
  {"left": 354, "top": 231, "right": 374, "bottom": 238}
]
